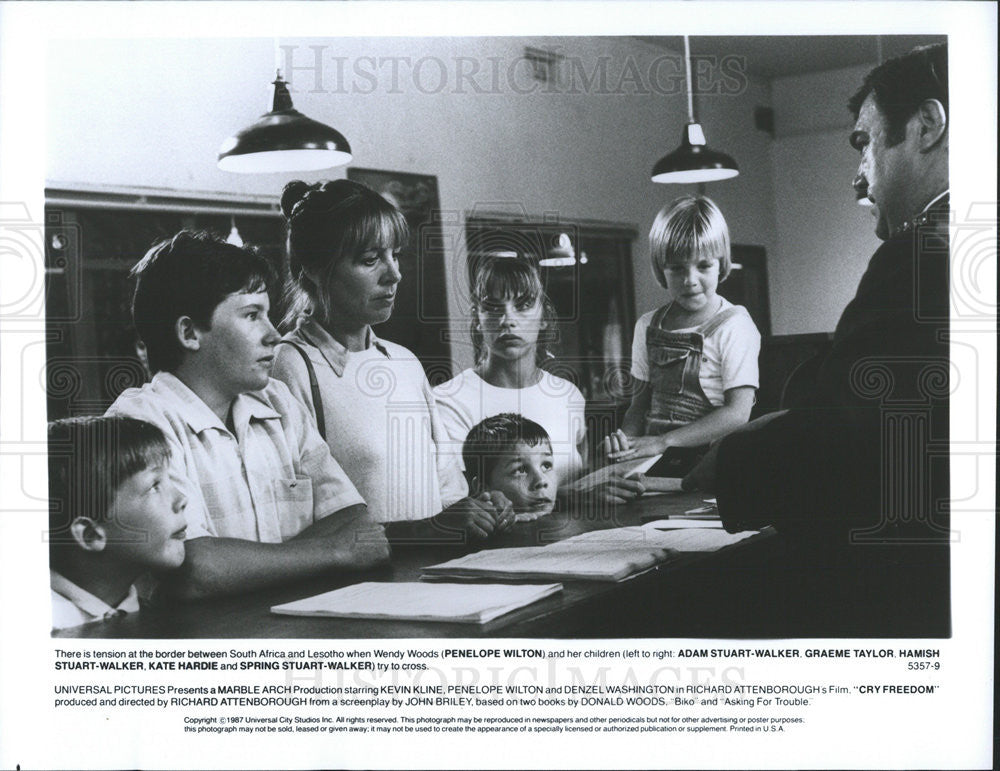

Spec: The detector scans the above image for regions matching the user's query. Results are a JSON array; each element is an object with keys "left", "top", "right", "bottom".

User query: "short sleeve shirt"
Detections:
[
  {"left": 107, "top": 372, "right": 364, "bottom": 543},
  {"left": 631, "top": 298, "right": 761, "bottom": 406}
]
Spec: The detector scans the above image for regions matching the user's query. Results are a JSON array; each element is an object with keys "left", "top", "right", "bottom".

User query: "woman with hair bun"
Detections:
[{"left": 272, "top": 179, "right": 514, "bottom": 542}]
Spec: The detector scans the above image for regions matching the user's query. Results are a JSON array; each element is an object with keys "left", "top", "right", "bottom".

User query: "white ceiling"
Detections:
[{"left": 634, "top": 35, "right": 947, "bottom": 79}]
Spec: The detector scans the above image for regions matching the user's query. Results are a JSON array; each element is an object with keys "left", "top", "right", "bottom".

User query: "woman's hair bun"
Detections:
[{"left": 280, "top": 180, "right": 313, "bottom": 219}]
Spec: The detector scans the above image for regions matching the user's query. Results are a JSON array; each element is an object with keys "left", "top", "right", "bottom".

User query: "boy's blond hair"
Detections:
[{"left": 649, "top": 195, "right": 732, "bottom": 289}]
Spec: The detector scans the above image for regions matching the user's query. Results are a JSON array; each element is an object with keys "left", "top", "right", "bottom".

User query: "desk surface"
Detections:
[{"left": 56, "top": 492, "right": 790, "bottom": 639}]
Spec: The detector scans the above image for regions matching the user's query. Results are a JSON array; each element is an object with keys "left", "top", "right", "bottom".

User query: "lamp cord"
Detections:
[{"left": 684, "top": 35, "right": 695, "bottom": 123}]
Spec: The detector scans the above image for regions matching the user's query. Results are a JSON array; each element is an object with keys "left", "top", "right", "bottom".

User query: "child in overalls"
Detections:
[{"left": 603, "top": 195, "right": 761, "bottom": 461}]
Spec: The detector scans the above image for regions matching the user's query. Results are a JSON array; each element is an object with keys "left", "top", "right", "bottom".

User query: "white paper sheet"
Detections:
[
  {"left": 271, "top": 582, "right": 563, "bottom": 624},
  {"left": 642, "top": 518, "right": 725, "bottom": 530}
]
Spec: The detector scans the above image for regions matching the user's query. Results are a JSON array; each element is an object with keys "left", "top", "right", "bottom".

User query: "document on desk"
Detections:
[
  {"left": 423, "top": 527, "right": 683, "bottom": 582},
  {"left": 642, "top": 518, "right": 725, "bottom": 529},
  {"left": 270, "top": 582, "right": 563, "bottom": 624},
  {"left": 641, "top": 523, "right": 758, "bottom": 550}
]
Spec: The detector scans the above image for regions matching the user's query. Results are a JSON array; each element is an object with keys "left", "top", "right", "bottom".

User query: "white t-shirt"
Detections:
[
  {"left": 433, "top": 369, "right": 587, "bottom": 485},
  {"left": 630, "top": 298, "right": 761, "bottom": 406}
]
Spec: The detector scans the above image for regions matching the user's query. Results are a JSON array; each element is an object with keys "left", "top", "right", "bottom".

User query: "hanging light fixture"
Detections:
[
  {"left": 218, "top": 70, "right": 352, "bottom": 173},
  {"left": 651, "top": 36, "right": 739, "bottom": 184},
  {"left": 539, "top": 233, "right": 576, "bottom": 267},
  {"left": 226, "top": 217, "right": 244, "bottom": 247}
]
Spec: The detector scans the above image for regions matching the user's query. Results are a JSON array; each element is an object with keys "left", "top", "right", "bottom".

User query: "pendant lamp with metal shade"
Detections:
[
  {"left": 218, "top": 71, "right": 352, "bottom": 173},
  {"left": 651, "top": 36, "right": 739, "bottom": 184}
]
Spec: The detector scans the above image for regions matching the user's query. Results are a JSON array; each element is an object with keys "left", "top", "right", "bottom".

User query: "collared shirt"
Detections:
[
  {"left": 891, "top": 189, "right": 951, "bottom": 236},
  {"left": 273, "top": 320, "right": 467, "bottom": 523},
  {"left": 107, "top": 372, "right": 364, "bottom": 543},
  {"left": 293, "top": 318, "right": 389, "bottom": 378},
  {"left": 922, "top": 189, "right": 949, "bottom": 213},
  {"left": 51, "top": 571, "right": 140, "bottom": 631}
]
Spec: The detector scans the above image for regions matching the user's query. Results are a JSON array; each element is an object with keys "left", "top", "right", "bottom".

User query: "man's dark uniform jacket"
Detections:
[{"left": 715, "top": 196, "right": 950, "bottom": 635}]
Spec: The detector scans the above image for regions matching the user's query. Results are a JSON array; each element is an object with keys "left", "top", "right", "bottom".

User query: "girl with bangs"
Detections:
[
  {"left": 434, "top": 254, "right": 645, "bottom": 511},
  {"left": 603, "top": 195, "right": 761, "bottom": 461},
  {"left": 273, "top": 180, "right": 515, "bottom": 541}
]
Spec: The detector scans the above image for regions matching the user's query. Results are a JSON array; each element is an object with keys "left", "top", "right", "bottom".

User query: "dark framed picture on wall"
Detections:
[{"left": 347, "top": 167, "right": 450, "bottom": 374}]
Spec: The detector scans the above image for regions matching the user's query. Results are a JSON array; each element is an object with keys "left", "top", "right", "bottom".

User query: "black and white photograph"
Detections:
[
  {"left": 40, "top": 30, "right": 955, "bottom": 640},
  {"left": 0, "top": 2, "right": 994, "bottom": 769}
]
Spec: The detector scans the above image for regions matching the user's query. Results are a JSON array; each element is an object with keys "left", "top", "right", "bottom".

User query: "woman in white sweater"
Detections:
[{"left": 272, "top": 180, "right": 513, "bottom": 542}]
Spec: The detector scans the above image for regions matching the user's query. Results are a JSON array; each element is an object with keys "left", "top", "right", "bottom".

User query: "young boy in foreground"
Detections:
[
  {"left": 49, "top": 416, "right": 188, "bottom": 630},
  {"left": 107, "top": 230, "right": 389, "bottom": 600},
  {"left": 463, "top": 413, "right": 557, "bottom": 522}
]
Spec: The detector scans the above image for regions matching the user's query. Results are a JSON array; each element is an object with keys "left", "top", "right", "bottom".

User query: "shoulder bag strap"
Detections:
[{"left": 277, "top": 340, "right": 326, "bottom": 441}]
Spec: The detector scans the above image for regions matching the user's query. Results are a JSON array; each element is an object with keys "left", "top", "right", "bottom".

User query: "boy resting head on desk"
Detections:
[
  {"left": 463, "top": 413, "right": 557, "bottom": 522},
  {"left": 49, "top": 416, "right": 188, "bottom": 631}
]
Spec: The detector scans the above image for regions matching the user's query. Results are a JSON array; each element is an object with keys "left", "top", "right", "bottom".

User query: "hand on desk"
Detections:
[
  {"left": 434, "top": 491, "right": 515, "bottom": 540},
  {"left": 601, "top": 430, "right": 663, "bottom": 462}
]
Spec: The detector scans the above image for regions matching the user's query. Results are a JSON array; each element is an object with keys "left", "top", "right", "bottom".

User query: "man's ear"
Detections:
[
  {"left": 175, "top": 316, "right": 201, "bottom": 353},
  {"left": 467, "top": 475, "right": 482, "bottom": 496},
  {"left": 69, "top": 517, "right": 108, "bottom": 553},
  {"left": 916, "top": 98, "right": 947, "bottom": 151}
]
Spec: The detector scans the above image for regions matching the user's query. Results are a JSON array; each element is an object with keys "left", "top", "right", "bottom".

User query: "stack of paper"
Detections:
[
  {"left": 271, "top": 582, "right": 562, "bottom": 624},
  {"left": 641, "top": 518, "right": 725, "bottom": 530},
  {"left": 423, "top": 527, "right": 681, "bottom": 582},
  {"left": 640, "top": 524, "right": 757, "bottom": 550},
  {"left": 423, "top": 546, "right": 667, "bottom": 582},
  {"left": 422, "top": 526, "right": 759, "bottom": 583}
]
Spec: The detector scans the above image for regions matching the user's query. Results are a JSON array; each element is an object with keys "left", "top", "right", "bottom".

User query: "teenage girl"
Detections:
[{"left": 434, "top": 255, "right": 644, "bottom": 507}]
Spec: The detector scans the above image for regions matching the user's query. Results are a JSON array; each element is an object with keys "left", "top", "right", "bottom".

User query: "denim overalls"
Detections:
[{"left": 644, "top": 303, "right": 743, "bottom": 435}]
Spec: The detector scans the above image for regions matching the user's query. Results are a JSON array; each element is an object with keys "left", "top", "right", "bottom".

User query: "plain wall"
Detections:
[
  {"left": 768, "top": 64, "right": 882, "bottom": 334},
  {"left": 50, "top": 36, "right": 873, "bottom": 368}
]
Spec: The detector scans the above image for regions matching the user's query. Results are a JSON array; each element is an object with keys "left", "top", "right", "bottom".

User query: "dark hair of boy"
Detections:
[
  {"left": 847, "top": 42, "right": 947, "bottom": 145},
  {"left": 130, "top": 230, "right": 275, "bottom": 374},
  {"left": 462, "top": 412, "right": 551, "bottom": 487},
  {"left": 48, "top": 415, "right": 171, "bottom": 556}
]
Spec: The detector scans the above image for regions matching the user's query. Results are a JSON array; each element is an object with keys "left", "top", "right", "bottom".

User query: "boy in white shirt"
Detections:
[
  {"left": 49, "top": 416, "right": 187, "bottom": 631},
  {"left": 108, "top": 230, "right": 389, "bottom": 600}
]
